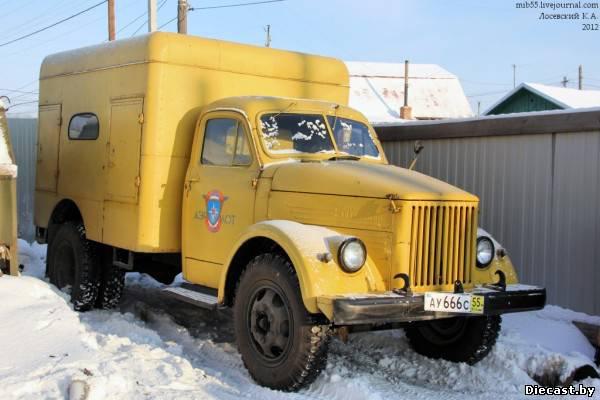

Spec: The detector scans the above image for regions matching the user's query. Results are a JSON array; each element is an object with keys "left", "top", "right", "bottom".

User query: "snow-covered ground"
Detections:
[{"left": 1, "top": 240, "right": 598, "bottom": 399}]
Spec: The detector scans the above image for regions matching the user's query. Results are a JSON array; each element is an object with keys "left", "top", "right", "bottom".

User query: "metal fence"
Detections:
[
  {"left": 377, "top": 108, "right": 600, "bottom": 315},
  {"left": 7, "top": 118, "right": 37, "bottom": 242}
]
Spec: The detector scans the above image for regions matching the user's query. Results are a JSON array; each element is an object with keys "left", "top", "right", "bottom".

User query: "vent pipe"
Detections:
[{"left": 400, "top": 59, "right": 413, "bottom": 120}]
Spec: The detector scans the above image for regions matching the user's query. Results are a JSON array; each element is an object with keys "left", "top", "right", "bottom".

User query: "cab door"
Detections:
[{"left": 182, "top": 111, "right": 258, "bottom": 288}]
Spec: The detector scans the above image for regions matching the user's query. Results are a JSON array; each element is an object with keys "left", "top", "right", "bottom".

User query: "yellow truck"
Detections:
[
  {"left": 35, "top": 33, "right": 545, "bottom": 391},
  {"left": 0, "top": 97, "right": 18, "bottom": 276}
]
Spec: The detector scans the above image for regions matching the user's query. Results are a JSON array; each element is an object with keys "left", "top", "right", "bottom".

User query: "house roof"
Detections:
[
  {"left": 345, "top": 61, "right": 473, "bottom": 125},
  {"left": 484, "top": 82, "right": 600, "bottom": 114}
]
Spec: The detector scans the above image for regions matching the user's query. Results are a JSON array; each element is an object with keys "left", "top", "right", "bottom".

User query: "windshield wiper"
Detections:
[{"left": 327, "top": 155, "right": 361, "bottom": 161}]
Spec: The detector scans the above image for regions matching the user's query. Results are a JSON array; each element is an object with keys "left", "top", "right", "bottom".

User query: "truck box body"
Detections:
[{"left": 35, "top": 32, "right": 350, "bottom": 252}]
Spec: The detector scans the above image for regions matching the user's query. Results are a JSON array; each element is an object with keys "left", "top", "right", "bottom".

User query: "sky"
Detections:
[{"left": 1, "top": 0, "right": 599, "bottom": 117}]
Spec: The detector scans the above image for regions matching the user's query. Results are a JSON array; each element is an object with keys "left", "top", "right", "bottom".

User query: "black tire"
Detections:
[
  {"left": 47, "top": 221, "right": 100, "bottom": 311},
  {"left": 405, "top": 315, "right": 501, "bottom": 365},
  {"left": 233, "top": 253, "right": 330, "bottom": 391},
  {"left": 96, "top": 262, "right": 126, "bottom": 310}
]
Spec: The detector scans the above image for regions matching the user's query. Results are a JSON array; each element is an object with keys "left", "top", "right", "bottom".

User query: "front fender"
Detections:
[
  {"left": 473, "top": 228, "right": 519, "bottom": 285},
  {"left": 218, "top": 220, "right": 386, "bottom": 314}
]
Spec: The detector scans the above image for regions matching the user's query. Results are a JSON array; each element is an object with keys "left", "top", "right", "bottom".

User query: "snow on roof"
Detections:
[
  {"left": 345, "top": 61, "right": 474, "bottom": 124},
  {"left": 484, "top": 82, "right": 600, "bottom": 114},
  {"left": 375, "top": 106, "right": 600, "bottom": 128}
]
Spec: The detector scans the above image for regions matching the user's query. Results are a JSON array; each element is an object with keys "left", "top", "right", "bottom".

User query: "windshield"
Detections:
[
  {"left": 327, "top": 116, "right": 380, "bottom": 158},
  {"left": 260, "top": 113, "right": 335, "bottom": 155}
]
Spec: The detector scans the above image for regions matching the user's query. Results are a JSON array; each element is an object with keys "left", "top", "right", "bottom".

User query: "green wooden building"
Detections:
[{"left": 484, "top": 82, "right": 600, "bottom": 115}]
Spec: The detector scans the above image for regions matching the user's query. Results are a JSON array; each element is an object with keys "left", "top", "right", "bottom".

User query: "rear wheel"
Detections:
[
  {"left": 234, "top": 253, "right": 330, "bottom": 391},
  {"left": 47, "top": 221, "right": 100, "bottom": 311},
  {"left": 405, "top": 315, "right": 501, "bottom": 365},
  {"left": 96, "top": 262, "right": 125, "bottom": 309}
]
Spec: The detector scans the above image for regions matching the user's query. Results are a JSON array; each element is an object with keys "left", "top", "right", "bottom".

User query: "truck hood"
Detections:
[{"left": 267, "top": 161, "right": 478, "bottom": 201}]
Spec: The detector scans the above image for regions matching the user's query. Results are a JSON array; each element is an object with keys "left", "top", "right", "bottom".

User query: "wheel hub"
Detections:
[{"left": 249, "top": 286, "right": 291, "bottom": 360}]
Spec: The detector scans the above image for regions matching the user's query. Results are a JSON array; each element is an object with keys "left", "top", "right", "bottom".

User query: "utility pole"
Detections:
[
  {"left": 562, "top": 76, "right": 569, "bottom": 88},
  {"left": 108, "top": 0, "right": 115, "bottom": 41},
  {"left": 178, "top": 0, "right": 188, "bottom": 34},
  {"left": 579, "top": 65, "right": 583, "bottom": 90},
  {"left": 477, "top": 101, "right": 481, "bottom": 116},
  {"left": 265, "top": 25, "right": 271, "bottom": 47},
  {"left": 148, "top": 0, "right": 157, "bottom": 33},
  {"left": 512, "top": 64, "right": 516, "bottom": 88}
]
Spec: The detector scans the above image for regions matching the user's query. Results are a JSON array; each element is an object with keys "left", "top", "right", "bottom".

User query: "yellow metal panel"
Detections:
[
  {"left": 414, "top": 206, "right": 423, "bottom": 286},
  {"left": 219, "top": 222, "right": 387, "bottom": 313},
  {"left": 427, "top": 207, "right": 437, "bottom": 285},
  {"left": 106, "top": 98, "right": 143, "bottom": 204},
  {"left": 36, "top": 105, "right": 61, "bottom": 192},
  {"left": 422, "top": 207, "right": 431, "bottom": 286},
  {"left": 40, "top": 33, "right": 349, "bottom": 91},
  {"left": 102, "top": 202, "right": 138, "bottom": 249},
  {"left": 408, "top": 207, "right": 418, "bottom": 284},
  {"left": 268, "top": 191, "right": 392, "bottom": 232},
  {"left": 442, "top": 206, "right": 450, "bottom": 284},
  {"left": 465, "top": 207, "right": 474, "bottom": 283},
  {"left": 434, "top": 206, "right": 443, "bottom": 285},
  {"left": 185, "top": 258, "right": 222, "bottom": 288},
  {"left": 402, "top": 201, "right": 479, "bottom": 292},
  {"left": 450, "top": 206, "right": 458, "bottom": 284},
  {"left": 457, "top": 207, "right": 465, "bottom": 282}
]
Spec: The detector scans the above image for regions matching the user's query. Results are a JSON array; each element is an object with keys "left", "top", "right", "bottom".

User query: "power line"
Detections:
[
  {"left": 6, "top": 100, "right": 39, "bottom": 109},
  {"left": 466, "top": 90, "right": 508, "bottom": 98},
  {"left": 158, "top": 0, "right": 287, "bottom": 30},
  {"left": 0, "top": 0, "right": 108, "bottom": 48},
  {"left": 131, "top": 0, "right": 169, "bottom": 37},
  {"left": 118, "top": 11, "right": 147, "bottom": 34},
  {"left": 189, "top": 0, "right": 286, "bottom": 12},
  {"left": 460, "top": 79, "right": 511, "bottom": 87},
  {"left": 0, "top": 88, "right": 38, "bottom": 95}
]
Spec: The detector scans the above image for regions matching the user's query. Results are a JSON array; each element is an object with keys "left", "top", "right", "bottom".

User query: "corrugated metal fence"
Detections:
[
  {"left": 7, "top": 118, "right": 37, "bottom": 242},
  {"left": 377, "top": 109, "right": 600, "bottom": 315}
]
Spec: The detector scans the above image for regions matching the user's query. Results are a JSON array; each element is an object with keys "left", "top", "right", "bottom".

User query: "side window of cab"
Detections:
[{"left": 201, "top": 118, "right": 251, "bottom": 166}]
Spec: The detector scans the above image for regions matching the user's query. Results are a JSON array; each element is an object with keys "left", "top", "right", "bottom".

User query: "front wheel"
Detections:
[
  {"left": 404, "top": 315, "right": 501, "bottom": 365},
  {"left": 233, "top": 253, "right": 330, "bottom": 391}
]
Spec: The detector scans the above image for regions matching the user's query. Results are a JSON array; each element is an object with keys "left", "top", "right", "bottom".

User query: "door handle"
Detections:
[{"left": 184, "top": 179, "right": 198, "bottom": 197}]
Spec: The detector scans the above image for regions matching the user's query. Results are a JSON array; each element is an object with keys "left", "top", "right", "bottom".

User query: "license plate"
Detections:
[{"left": 424, "top": 292, "right": 485, "bottom": 314}]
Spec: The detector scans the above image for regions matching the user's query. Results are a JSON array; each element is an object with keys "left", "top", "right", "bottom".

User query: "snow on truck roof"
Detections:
[
  {"left": 345, "top": 61, "right": 474, "bottom": 124},
  {"left": 40, "top": 32, "right": 349, "bottom": 87}
]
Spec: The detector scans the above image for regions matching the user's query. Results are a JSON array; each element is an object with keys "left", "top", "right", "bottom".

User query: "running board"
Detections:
[{"left": 162, "top": 283, "right": 219, "bottom": 310}]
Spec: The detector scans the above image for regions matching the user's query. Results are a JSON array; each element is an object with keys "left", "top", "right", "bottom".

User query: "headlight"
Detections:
[
  {"left": 338, "top": 238, "right": 366, "bottom": 272},
  {"left": 476, "top": 237, "right": 494, "bottom": 268}
]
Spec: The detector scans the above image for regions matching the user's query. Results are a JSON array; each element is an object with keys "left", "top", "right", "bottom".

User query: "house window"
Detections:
[{"left": 68, "top": 113, "right": 99, "bottom": 140}]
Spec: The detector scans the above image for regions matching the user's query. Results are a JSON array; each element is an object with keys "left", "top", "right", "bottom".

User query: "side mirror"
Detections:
[
  {"left": 408, "top": 140, "right": 424, "bottom": 170},
  {"left": 413, "top": 140, "right": 424, "bottom": 155}
]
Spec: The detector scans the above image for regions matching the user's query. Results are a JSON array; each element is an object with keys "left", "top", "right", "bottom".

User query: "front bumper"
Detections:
[{"left": 317, "top": 284, "right": 546, "bottom": 326}]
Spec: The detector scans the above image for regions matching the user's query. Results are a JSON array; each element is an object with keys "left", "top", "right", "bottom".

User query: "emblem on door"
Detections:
[{"left": 203, "top": 190, "right": 228, "bottom": 232}]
